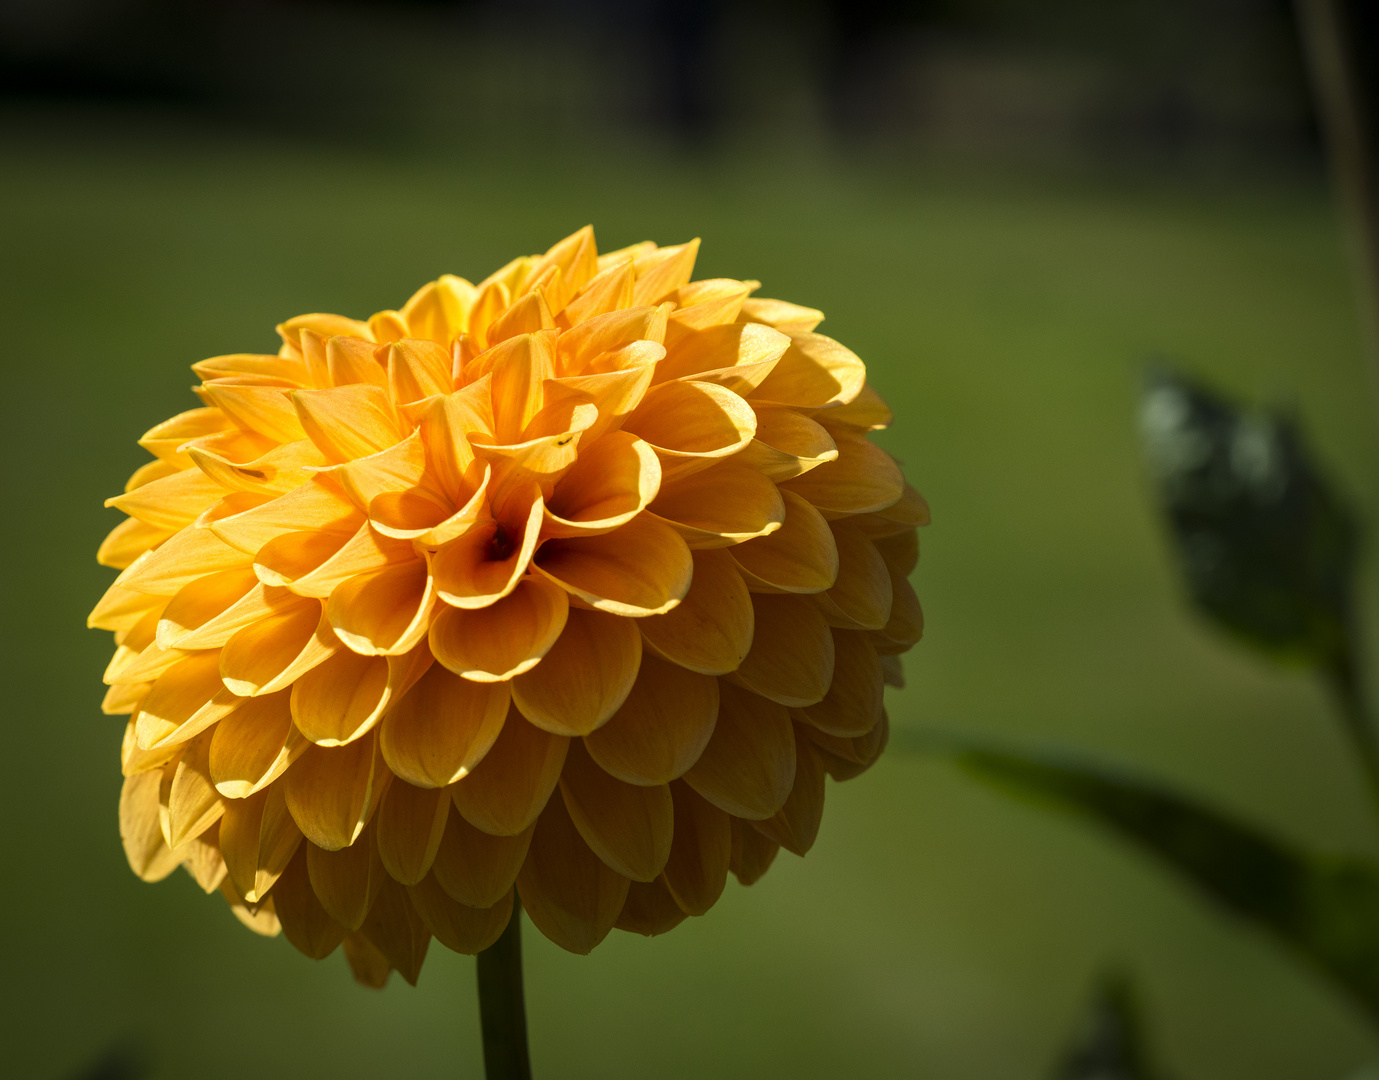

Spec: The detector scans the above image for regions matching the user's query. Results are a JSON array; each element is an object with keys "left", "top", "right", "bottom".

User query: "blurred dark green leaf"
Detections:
[
  {"left": 902, "top": 728, "right": 1379, "bottom": 1025},
  {"left": 1050, "top": 975, "right": 1168, "bottom": 1080},
  {"left": 1139, "top": 367, "right": 1360, "bottom": 665}
]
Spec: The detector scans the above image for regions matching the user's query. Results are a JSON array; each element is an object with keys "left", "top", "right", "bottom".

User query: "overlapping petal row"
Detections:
[{"left": 91, "top": 227, "right": 927, "bottom": 986}]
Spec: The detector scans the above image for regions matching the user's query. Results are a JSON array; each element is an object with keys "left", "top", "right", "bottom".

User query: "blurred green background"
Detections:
[{"left": 5, "top": 1, "right": 1379, "bottom": 1078}]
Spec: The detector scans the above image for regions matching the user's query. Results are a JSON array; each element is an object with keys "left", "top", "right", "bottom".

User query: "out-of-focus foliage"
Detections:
[
  {"left": 1139, "top": 368, "right": 1360, "bottom": 666},
  {"left": 1050, "top": 976, "right": 1168, "bottom": 1080},
  {"left": 915, "top": 729, "right": 1379, "bottom": 1025}
]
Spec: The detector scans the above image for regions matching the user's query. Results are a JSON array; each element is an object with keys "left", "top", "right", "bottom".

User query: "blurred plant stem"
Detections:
[
  {"left": 1294, "top": 0, "right": 1379, "bottom": 406},
  {"left": 1325, "top": 640, "right": 1379, "bottom": 829},
  {"left": 476, "top": 900, "right": 532, "bottom": 1080}
]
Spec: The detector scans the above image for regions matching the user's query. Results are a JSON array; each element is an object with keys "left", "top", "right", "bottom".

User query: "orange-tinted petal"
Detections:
[{"left": 511, "top": 607, "right": 642, "bottom": 735}]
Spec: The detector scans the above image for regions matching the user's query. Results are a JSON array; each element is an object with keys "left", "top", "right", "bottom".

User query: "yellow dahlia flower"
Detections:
[{"left": 91, "top": 227, "right": 927, "bottom": 987}]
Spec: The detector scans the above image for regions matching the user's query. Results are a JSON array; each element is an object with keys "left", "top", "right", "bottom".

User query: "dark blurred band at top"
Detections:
[{"left": 0, "top": 0, "right": 1371, "bottom": 167}]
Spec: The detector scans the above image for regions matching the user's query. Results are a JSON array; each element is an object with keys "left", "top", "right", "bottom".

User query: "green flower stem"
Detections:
[{"left": 476, "top": 896, "right": 532, "bottom": 1080}]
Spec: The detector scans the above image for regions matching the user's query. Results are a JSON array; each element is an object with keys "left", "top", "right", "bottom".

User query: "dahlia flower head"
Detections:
[{"left": 91, "top": 227, "right": 927, "bottom": 987}]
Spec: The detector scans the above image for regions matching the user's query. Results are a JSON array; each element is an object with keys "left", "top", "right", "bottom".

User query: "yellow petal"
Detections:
[
  {"left": 799, "top": 629, "right": 884, "bottom": 738},
  {"left": 115, "top": 525, "right": 252, "bottom": 598},
  {"left": 623, "top": 380, "right": 756, "bottom": 481},
  {"left": 139, "top": 407, "right": 233, "bottom": 464},
  {"left": 451, "top": 705, "right": 569, "bottom": 836},
  {"left": 666, "top": 278, "right": 755, "bottom": 331},
  {"left": 342, "top": 930, "right": 391, "bottom": 988},
  {"left": 637, "top": 549, "right": 753, "bottom": 676},
  {"left": 273, "top": 845, "right": 346, "bottom": 959},
  {"left": 283, "top": 731, "right": 390, "bottom": 850},
  {"left": 135, "top": 652, "right": 240, "bottom": 750},
  {"left": 221, "top": 878, "right": 281, "bottom": 937},
  {"left": 306, "top": 819, "right": 387, "bottom": 931},
  {"left": 165, "top": 581, "right": 300, "bottom": 651},
  {"left": 750, "top": 333, "right": 865, "bottom": 408},
  {"left": 120, "top": 768, "right": 182, "bottom": 882},
  {"left": 219, "top": 600, "right": 336, "bottom": 696},
  {"left": 825, "top": 382, "right": 893, "bottom": 431},
  {"left": 682, "top": 682, "right": 795, "bottom": 820},
  {"left": 556, "top": 304, "right": 668, "bottom": 373},
  {"left": 156, "top": 567, "right": 260, "bottom": 650},
  {"left": 410, "top": 380, "right": 494, "bottom": 501},
  {"left": 193, "top": 352, "right": 309, "bottom": 386},
  {"left": 657, "top": 321, "right": 789, "bottom": 384},
  {"left": 542, "top": 432, "right": 660, "bottom": 538},
  {"left": 208, "top": 476, "right": 360, "bottom": 554},
  {"left": 376, "top": 780, "right": 450, "bottom": 885},
  {"left": 220, "top": 783, "right": 302, "bottom": 903},
  {"left": 534, "top": 514, "right": 691, "bottom": 617},
  {"left": 614, "top": 877, "right": 688, "bottom": 937},
  {"left": 408, "top": 875, "right": 512, "bottom": 956},
  {"left": 583, "top": 655, "right": 718, "bottom": 785},
  {"left": 97, "top": 516, "right": 173, "bottom": 570},
  {"left": 780, "top": 427, "right": 903, "bottom": 517},
  {"left": 558, "top": 741, "right": 673, "bottom": 882},
  {"left": 738, "top": 297, "right": 824, "bottom": 335},
  {"left": 516, "top": 792, "right": 629, "bottom": 954},
  {"left": 385, "top": 338, "right": 451, "bottom": 404},
  {"left": 511, "top": 608, "right": 641, "bottom": 735},
  {"left": 750, "top": 724, "right": 826, "bottom": 856},
  {"left": 210, "top": 690, "right": 302, "bottom": 798},
  {"left": 816, "top": 521, "right": 892, "bottom": 630},
  {"left": 328, "top": 558, "right": 436, "bottom": 657},
  {"left": 729, "top": 594, "right": 835, "bottom": 708},
  {"left": 632, "top": 239, "right": 700, "bottom": 305},
  {"left": 736, "top": 408, "right": 838, "bottom": 482},
  {"left": 277, "top": 313, "right": 373, "bottom": 351},
  {"left": 399, "top": 275, "right": 476, "bottom": 345},
  {"left": 648, "top": 461, "right": 783, "bottom": 549},
  {"left": 661, "top": 781, "right": 730, "bottom": 915},
  {"left": 290, "top": 650, "right": 389, "bottom": 746},
  {"left": 431, "top": 811, "right": 534, "bottom": 909},
  {"left": 180, "top": 820, "right": 228, "bottom": 893},
  {"left": 429, "top": 575, "right": 568, "bottom": 682},
  {"left": 167, "top": 728, "right": 224, "bottom": 848},
  {"left": 106, "top": 682, "right": 152, "bottom": 719},
  {"left": 869, "top": 575, "right": 923, "bottom": 654},
  {"left": 187, "top": 437, "right": 328, "bottom": 496},
  {"left": 432, "top": 494, "right": 544, "bottom": 610},
  {"left": 360, "top": 877, "right": 431, "bottom": 986},
  {"left": 291, "top": 384, "right": 405, "bottom": 463},
  {"left": 380, "top": 665, "right": 511, "bottom": 788},
  {"left": 200, "top": 382, "right": 307, "bottom": 444},
  {"left": 105, "top": 468, "right": 225, "bottom": 531},
  {"left": 729, "top": 816, "right": 780, "bottom": 885},
  {"left": 316, "top": 429, "right": 426, "bottom": 511},
  {"left": 255, "top": 522, "right": 414, "bottom": 599},
  {"left": 729, "top": 490, "right": 837, "bottom": 592},
  {"left": 559, "top": 260, "right": 635, "bottom": 328}
]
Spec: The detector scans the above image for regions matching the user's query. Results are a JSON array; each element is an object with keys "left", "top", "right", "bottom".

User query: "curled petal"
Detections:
[
  {"left": 781, "top": 427, "right": 903, "bottom": 517},
  {"left": 135, "top": 652, "right": 241, "bottom": 751},
  {"left": 283, "top": 731, "right": 390, "bottom": 851},
  {"left": 736, "top": 408, "right": 838, "bottom": 482},
  {"left": 584, "top": 655, "right": 719, "bottom": 786},
  {"left": 292, "top": 384, "right": 405, "bottom": 464},
  {"left": 255, "top": 522, "right": 413, "bottom": 599},
  {"left": 139, "top": 407, "right": 233, "bottom": 464},
  {"left": 729, "top": 594, "right": 835, "bottom": 708},
  {"left": 376, "top": 780, "right": 451, "bottom": 885},
  {"left": 638, "top": 549, "right": 753, "bottom": 676},
  {"left": 730, "top": 491, "right": 837, "bottom": 593},
  {"left": 750, "top": 333, "right": 866, "bottom": 408},
  {"left": 274, "top": 846, "right": 346, "bottom": 960},
  {"left": 306, "top": 819, "right": 387, "bottom": 931},
  {"left": 220, "top": 601, "right": 337, "bottom": 697},
  {"left": 106, "top": 468, "right": 224, "bottom": 531},
  {"left": 648, "top": 461, "right": 784, "bottom": 549},
  {"left": 408, "top": 875, "right": 513, "bottom": 955},
  {"left": 220, "top": 784, "right": 302, "bottom": 903},
  {"left": 97, "top": 516, "right": 174, "bottom": 571},
  {"left": 542, "top": 431, "right": 660, "bottom": 539},
  {"left": 450, "top": 706, "right": 569, "bottom": 836},
  {"left": 511, "top": 608, "right": 642, "bottom": 736},
  {"left": 380, "top": 665, "right": 510, "bottom": 789},
  {"left": 156, "top": 567, "right": 263, "bottom": 649},
  {"left": 210, "top": 690, "right": 303, "bottom": 798},
  {"left": 534, "top": 514, "right": 691, "bottom": 617},
  {"left": 516, "top": 791, "right": 630, "bottom": 955},
  {"left": 200, "top": 382, "right": 306, "bottom": 444},
  {"left": 328, "top": 558, "right": 436, "bottom": 657},
  {"left": 114, "top": 527, "right": 252, "bottom": 598},
  {"left": 207, "top": 477, "right": 360, "bottom": 554},
  {"left": 432, "top": 810, "right": 534, "bottom": 909},
  {"left": 166, "top": 730, "right": 224, "bottom": 848},
  {"left": 623, "top": 380, "right": 756, "bottom": 481},
  {"left": 739, "top": 296, "right": 824, "bottom": 335},
  {"left": 683, "top": 683, "right": 795, "bottom": 820},
  {"left": 799, "top": 630, "right": 884, "bottom": 738},
  {"left": 432, "top": 493, "right": 544, "bottom": 610},
  {"left": 662, "top": 782, "right": 731, "bottom": 916},
  {"left": 559, "top": 741, "right": 673, "bottom": 882},
  {"left": 120, "top": 769, "right": 181, "bottom": 882},
  {"left": 429, "top": 576, "right": 568, "bottom": 682},
  {"left": 291, "top": 644, "right": 431, "bottom": 747},
  {"left": 750, "top": 724, "right": 827, "bottom": 856}
]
